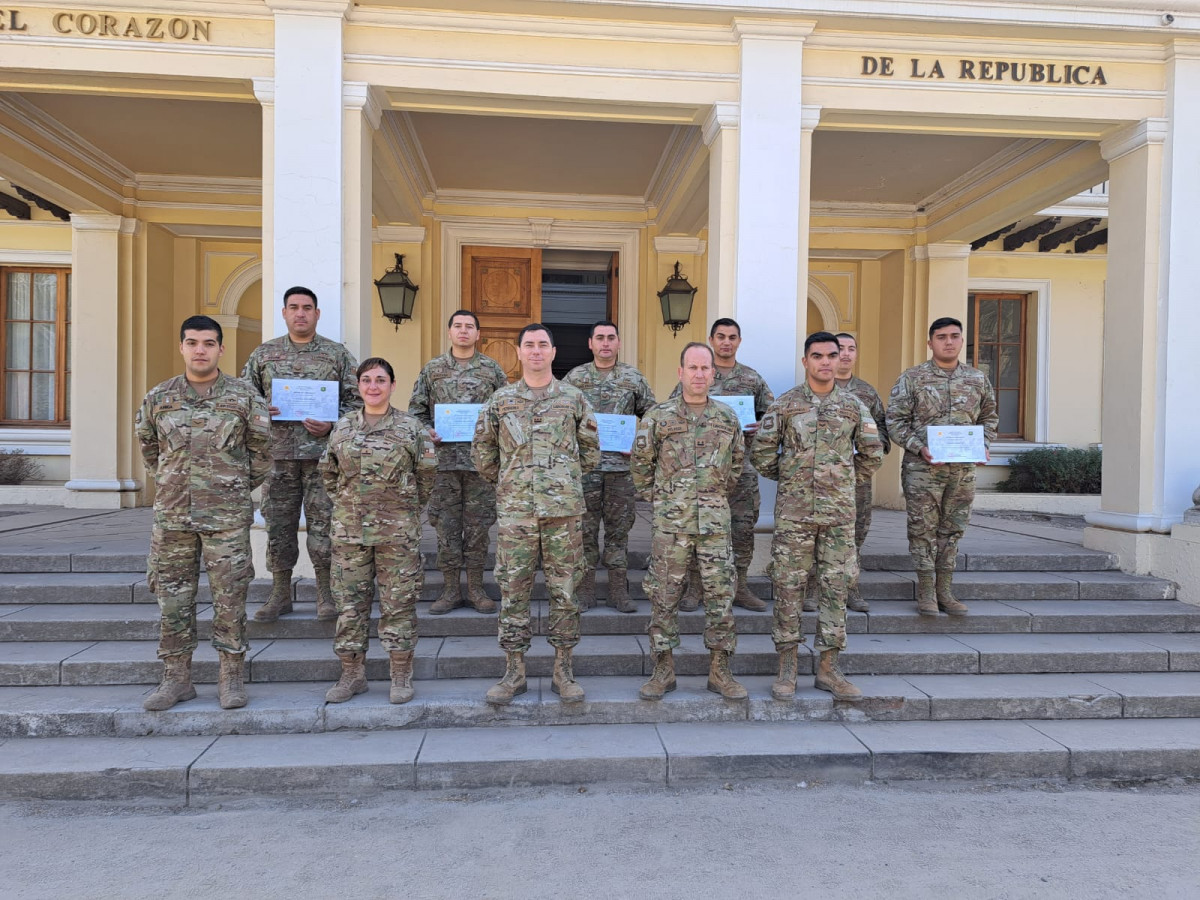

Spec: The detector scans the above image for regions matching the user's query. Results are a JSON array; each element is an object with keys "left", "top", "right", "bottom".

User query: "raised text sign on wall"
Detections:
[
  {"left": 0, "top": 8, "right": 212, "bottom": 42},
  {"left": 861, "top": 56, "right": 1107, "bottom": 86}
]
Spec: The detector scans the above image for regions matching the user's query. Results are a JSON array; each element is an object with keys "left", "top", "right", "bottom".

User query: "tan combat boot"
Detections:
[
  {"left": 325, "top": 650, "right": 368, "bottom": 703},
  {"left": 551, "top": 646, "right": 585, "bottom": 703},
  {"left": 846, "top": 583, "right": 870, "bottom": 614},
  {"left": 485, "top": 651, "right": 527, "bottom": 705},
  {"left": 678, "top": 565, "right": 701, "bottom": 612},
  {"left": 143, "top": 654, "right": 197, "bottom": 711},
  {"left": 254, "top": 569, "right": 294, "bottom": 622},
  {"left": 771, "top": 644, "right": 800, "bottom": 701},
  {"left": 389, "top": 649, "right": 415, "bottom": 704},
  {"left": 815, "top": 649, "right": 862, "bottom": 701},
  {"left": 916, "top": 571, "right": 939, "bottom": 616},
  {"left": 577, "top": 568, "right": 597, "bottom": 611},
  {"left": 314, "top": 565, "right": 337, "bottom": 621},
  {"left": 606, "top": 567, "right": 636, "bottom": 614},
  {"left": 733, "top": 567, "right": 768, "bottom": 612},
  {"left": 429, "top": 568, "right": 463, "bottom": 615},
  {"left": 466, "top": 568, "right": 495, "bottom": 614},
  {"left": 706, "top": 649, "right": 748, "bottom": 700},
  {"left": 218, "top": 651, "right": 248, "bottom": 709},
  {"left": 639, "top": 649, "right": 676, "bottom": 700},
  {"left": 936, "top": 569, "right": 969, "bottom": 616}
]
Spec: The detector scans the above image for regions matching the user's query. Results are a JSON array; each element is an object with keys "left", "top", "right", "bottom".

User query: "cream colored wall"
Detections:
[
  {"left": 235, "top": 281, "right": 263, "bottom": 375},
  {"left": 143, "top": 224, "right": 178, "bottom": 392},
  {"left": 0, "top": 222, "right": 72, "bottom": 252}
]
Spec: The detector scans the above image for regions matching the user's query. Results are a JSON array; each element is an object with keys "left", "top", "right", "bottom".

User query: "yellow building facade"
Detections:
[{"left": 1, "top": 0, "right": 1198, "bottom": 592}]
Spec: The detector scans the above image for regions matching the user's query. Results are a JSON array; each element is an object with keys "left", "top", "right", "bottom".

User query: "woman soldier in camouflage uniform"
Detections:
[{"left": 320, "top": 358, "right": 438, "bottom": 704}]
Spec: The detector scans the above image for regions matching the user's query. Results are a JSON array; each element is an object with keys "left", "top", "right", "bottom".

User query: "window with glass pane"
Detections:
[
  {"left": 966, "top": 292, "right": 1026, "bottom": 439},
  {"left": 1, "top": 267, "right": 71, "bottom": 424}
]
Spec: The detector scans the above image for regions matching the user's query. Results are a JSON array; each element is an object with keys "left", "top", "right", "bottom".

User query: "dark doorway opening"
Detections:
[{"left": 541, "top": 250, "right": 617, "bottom": 380}]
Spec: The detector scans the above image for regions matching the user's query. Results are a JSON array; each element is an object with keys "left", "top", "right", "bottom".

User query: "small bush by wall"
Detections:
[
  {"left": 0, "top": 450, "right": 43, "bottom": 485},
  {"left": 996, "top": 447, "right": 1101, "bottom": 494}
]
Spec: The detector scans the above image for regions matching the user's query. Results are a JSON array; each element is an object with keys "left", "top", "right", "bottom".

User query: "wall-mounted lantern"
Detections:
[
  {"left": 374, "top": 253, "right": 419, "bottom": 329},
  {"left": 657, "top": 260, "right": 697, "bottom": 337}
]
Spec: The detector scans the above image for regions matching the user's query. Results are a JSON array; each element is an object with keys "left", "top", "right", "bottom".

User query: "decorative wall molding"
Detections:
[
  {"left": 806, "top": 276, "right": 842, "bottom": 331},
  {"left": 0, "top": 249, "right": 72, "bottom": 265},
  {"left": 1099, "top": 117, "right": 1169, "bottom": 162},
  {"left": 374, "top": 225, "right": 427, "bottom": 243},
  {"left": 435, "top": 188, "right": 646, "bottom": 214},
  {"left": 0, "top": 427, "right": 70, "bottom": 457},
  {"left": 134, "top": 175, "right": 262, "bottom": 196},
  {"left": 343, "top": 81, "right": 384, "bottom": 130},
  {"left": 654, "top": 236, "right": 707, "bottom": 255},
  {"left": 215, "top": 257, "right": 263, "bottom": 315},
  {"left": 701, "top": 103, "right": 739, "bottom": 146}
]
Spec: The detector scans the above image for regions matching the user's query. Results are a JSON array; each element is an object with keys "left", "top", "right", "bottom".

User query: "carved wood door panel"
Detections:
[{"left": 462, "top": 245, "right": 542, "bottom": 382}]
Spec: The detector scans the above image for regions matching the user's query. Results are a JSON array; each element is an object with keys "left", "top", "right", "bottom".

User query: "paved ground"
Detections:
[{"left": 3, "top": 780, "right": 1197, "bottom": 899}]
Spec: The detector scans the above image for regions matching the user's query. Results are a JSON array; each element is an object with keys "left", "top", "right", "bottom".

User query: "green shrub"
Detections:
[
  {"left": 996, "top": 446, "right": 1101, "bottom": 494},
  {"left": 0, "top": 449, "right": 42, "bottom": 485}
]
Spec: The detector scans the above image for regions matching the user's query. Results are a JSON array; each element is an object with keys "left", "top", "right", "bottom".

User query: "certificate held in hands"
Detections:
[
  {"left": 927, "top": 425, "right": 987, "bottom": 464},
  {"left": 595, "top": 414, "right": 637, "bottom": 453},
  {"left": 272, "top": 379, "right": 340, "bottom": 422},
  {"left": 712, "top": 395, "right": 756, "bottom": 429},
  {"left": 434, "top": 403, "right": 484, "bottom": 443}
]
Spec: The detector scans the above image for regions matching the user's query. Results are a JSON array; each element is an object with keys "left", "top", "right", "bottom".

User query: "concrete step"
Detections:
[
  {"left": 3, "top": 599, "right": 1197, "bottom": 644},
  {"left": 7, "top": 631, "right": 1200, "bottom": 686},
  {"left": 6, "top": 673, "right": 1200, "bottom": 740},
  {"left": 2, "top": 716, "right": 1198, "bottom": 802}
]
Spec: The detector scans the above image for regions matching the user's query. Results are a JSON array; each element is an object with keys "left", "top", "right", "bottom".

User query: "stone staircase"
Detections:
[{"left": 2, "top": 514, "right": 1200, "bottom": 802}]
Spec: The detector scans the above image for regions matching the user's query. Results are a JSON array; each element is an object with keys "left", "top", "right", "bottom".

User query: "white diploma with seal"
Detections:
[
  {"left": 713, "top": 394, "right": 757, "bottom": 429},
  {"left": 434, "top": 403, "right": 484, "bottom": 443},
  {"left": 595, "top": 414, "right": 637, "bottom": 453},
  {"left": 927, "top": 425, "right": 987, "bottom": 464},
  {"left": 271, "top": 379, "right": 340, "bottom": 422}
]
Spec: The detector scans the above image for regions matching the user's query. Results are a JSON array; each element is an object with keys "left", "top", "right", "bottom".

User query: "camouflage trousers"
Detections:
[
  {"left": 802, "top": 483, "right": 873, "bottom": 594},
  {"left": 495, "top": 515, "right": 583, "bottom": 653},
  {"left": 729, "top": 471, "right": 760, "bottom": 572},
  {"left": 771, "top": 520, "right": 855, "bottom": 652},
  {"left": 901, "top": 456, "right": 976, "bottom": 574},
  {"left": 261, "top": 458, "right": 332, "bottom": 573},
  {"left": 581, "top": 471, "right": 636, "bottom": 570},
  {"left": 429, "top": 469, "right": 496, "bottom": 570},
  {"left": 644, "top": 531, "right": 737, "bottom": 654},
  {"left": 148, "top": 525, "right": 251, "bottom": 659},
  {"left": 331, "top": 522, "right": 423, "bottom": 655}
]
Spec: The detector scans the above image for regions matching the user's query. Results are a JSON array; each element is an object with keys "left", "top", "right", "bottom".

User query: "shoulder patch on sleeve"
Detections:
[
  {"left": 634, "top": 434, "right": 649, "bottom": 452},
  {"left": 863, "top": 420, "right": 878, "bottom": 434},
  {"left": 760, "top": 412, "right": 777, "bottom": 431}
]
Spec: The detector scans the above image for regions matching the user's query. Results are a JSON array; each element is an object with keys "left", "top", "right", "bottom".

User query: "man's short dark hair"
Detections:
[
  {"left": 448, "top": 309, "right": 480, "bottom": 329},
  {"left": 680, "top": 341, "right": 714, "bottom": 366},
  {"left": 357, "top": 357, "right": 395, "bottom": 382},
  {"left": 590, "top": 320, "right": 618, "bottom": 338},
  {"left": 835, "top": 332, "right": 856, "bottom": 347},
  {"left": 804, "top": 331, "right": 841, "bottom": 355},
  {"left": 929, "top": 317, "right": 963, "bottom": 337},
  {"left": 709, "top": 317, "right": 740, "bottom": 338},
  {"left": 518, "top": 323, "right": 555, "bottom": 346},
  {"left": 283, "top": 286, "right": 318, "bottom": 308},
  {"left": 180, "top": 315, "right": 223, "bottom": 345}
]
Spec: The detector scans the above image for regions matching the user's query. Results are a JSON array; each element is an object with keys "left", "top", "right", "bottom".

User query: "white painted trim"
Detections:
[
  {"left": 1100, "top": 118, "right": 1170, "bottom": 162},
  {"left": 805, "top": 30, "right": 1172, "bottom": 61},
  {"left": 0, "top": 250, "right": 72, "bottom": 265},
  {"left": 702, "top": 103, "right": 739, "bottom": 146},
  {"left": 655, "top": 236, "right": 707, "bottom": 255},
  {"left": 70, "top": 214, "right": 123, "bottom": 233},
  {"left": 344, "top": 53, "right": 739, "bottom": 84},
  {"left": 216, "top": 258, "right": 263, "bottom": 316},
  {"left": 65, "top": 478, "right": 139, "bottom": 492},
  {"left": 1085, "top": 509, "right": 1182, "bottom": 534},
  {"left": 0, "top": 427, "right": 70, "bottom": 456},
  {"left": 134, "top": 175, "right": 262, "bottom": 195},
  {"left": 160, "top": 224, "right": 262, "bottom": 240},
  {"left": 968, "top": 276, "right": 1052, "bottom": 444},
  {"left": 374, "top": 226, "right": 427, "bottom": 243},
  {"left": 811, "top": 201, "right": 917, "bottom": 218},
  {"left": 911, "top": 243, "right": 972, "bottom": 261},
  {"left": 645, "top": 126, "right": 704, "bottom": 213},
  {"left": 802, "top": 75, "right": 1165, "bottom": 101},
  {"left": 435, "top": 188, "right": 647, "bottom": 213},
  {"left": 440, "top": 217, "right": 639, "bottom": 367}
]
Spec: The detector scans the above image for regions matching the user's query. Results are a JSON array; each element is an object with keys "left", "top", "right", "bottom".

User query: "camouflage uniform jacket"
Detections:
[
  {"left": 631, "top": 396, "right": 744, "bottom": 535},
  {"left": 408, "top": 350, "right": 508, "bottom": 472},
  {"left": 563, "top": 361, "right": 656, "bottom": 473},
  {"left": 319, "top": 407, "right": 438, "bottom": 546},
  {"left": 136, "top": 372, "right": 272, "bottom": 531},
  {"left": 751, "top": 383, "right": 885, "bottom": 526},
  {"left": 886, "top": 360, "right": 1000, "bottom": 458},
  {"left": 671, "top": 360, "right": 774, "bottom": 473},
  {"left": 241, "top": 333, "right": 361, "bottom": 460},
  {"left": 471, "top": 378, "right": 601, "bottom": 519},
  {"left": 837, "top": 375, "right": 892, "bottom": 455}
]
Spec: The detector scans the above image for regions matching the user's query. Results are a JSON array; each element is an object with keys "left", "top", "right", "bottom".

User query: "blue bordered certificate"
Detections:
[
  {"left": 435, "top": 403, "right": 484, "bottom": 443},
  {"left": 595, "top": 413, "right": 637, "bottom": 453}
]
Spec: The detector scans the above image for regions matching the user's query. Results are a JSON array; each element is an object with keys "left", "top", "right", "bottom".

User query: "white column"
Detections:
[
  {"left": 342, "top": 83, "right": 382, "bottom": 362},
  {"left": 730, "top": 18, "right": 813, "bottom": 399},
  {"left": 266, "top": 1, "right": 350, "bottom": 340},
  {"left": 1084, "top": 119, "right": 1167, "bottom": 533},
  {"left": 703, "top": 102, "right": 739, "bottom": 326},
  {"left": 66, "top": 214, "right": 139, "bottom": 507}
]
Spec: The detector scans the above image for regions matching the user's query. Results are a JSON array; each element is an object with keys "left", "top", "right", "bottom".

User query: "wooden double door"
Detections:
[{"left": 462, "top": 245, "right": 617, "bottom": 382}]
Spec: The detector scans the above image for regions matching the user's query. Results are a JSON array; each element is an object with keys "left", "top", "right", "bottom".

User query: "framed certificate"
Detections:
[
  {"left": 713, "top": 394, "right": 756, "bottom": 429},
  {"left": 927, "top": 425, "right": 987, "bottom": 464},
  {"left": 434, "top": 403, "right": 484, "bottom": 443},
  {"left": 595, "top": 413, "right": 637, "bottom": 453},
  {"left": 271, "top": 379, "right": 340, "bottom": 422}
]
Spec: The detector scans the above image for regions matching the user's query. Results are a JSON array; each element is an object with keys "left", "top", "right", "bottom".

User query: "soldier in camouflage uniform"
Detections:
[
  {"left": 799, "top": 332, "right": 893, "bottom": 614},
  {"left": 408, "top": 309, "right": 508, "bottom": 615},
  {"left": 752, "top": 332, "right": 884, "bottom": 702},
  {"left": 887, "top": 317, "right": 999, "bottom": 617},
  {"left": 321, "top": 358, "right": 438, "bottom": 705},
  {"left": 241, "top": 287, "right": 360, "bottom": 623},
  {"left": 472, "top": 324, "right": 600, "bottom": 705},
  {"left": 672, "top": 318, "right": 774, "bottom": 613},
  {"left": 633, "top": 342, "right": 748, "bottom": 701},
  {"left": 563, "top": 321, "right": 655, "bottom": 613},
  {"left": 136, "top": 316, "right": 271, "bottom": 712}
]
